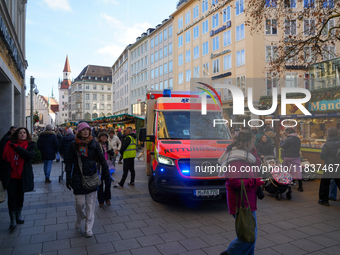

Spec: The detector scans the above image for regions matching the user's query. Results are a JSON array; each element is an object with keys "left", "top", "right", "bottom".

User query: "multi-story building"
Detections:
[
  {"left": 149, "top": 18, "right": 174, "bottom": 92},
  {"left": 129, "top": 28, "right": 153, "bottom": 117},
  {"left": 58, "top": 55, "right": 72, "bottom": 124},
  {"left": 171, "top": 0, "right": 340, "bottom": 120},
  {"left": 112, "top": 46, "right": 130, "bottom": 115},
  {"left": 0, "top": 1, "right": 28, "bottom": 136},
  {"left": 69, "top": 65, "right": 112, "bottom": 121}
]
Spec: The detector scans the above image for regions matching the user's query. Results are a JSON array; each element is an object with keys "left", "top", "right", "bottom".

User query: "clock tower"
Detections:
[{"left": 58, "top": 55, "right": 72, "bottom": 124}]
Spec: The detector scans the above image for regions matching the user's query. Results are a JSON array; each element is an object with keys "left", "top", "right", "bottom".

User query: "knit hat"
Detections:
[
  {"left": 118, "top": 128, "right": 121, "bottom": 132},
  {"left": 98, "top": 130, "right": 109, "bottom": 139},
  {"left": 67, "top": 128, "right": 73, "bottom": 135},
  {"left": 77, "top": 122, "right": 91, "bottom": 132}
]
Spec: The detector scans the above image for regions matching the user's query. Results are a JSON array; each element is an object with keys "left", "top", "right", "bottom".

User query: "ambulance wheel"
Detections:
[
  {"left": 275, "top": 192, "right": 281, "bottom": 200},
  {"left": 286, "top": 192, "right": 292, "bottom": 200},
  {"left": 148, "top": 176, "right": 166, "bottom": 203}
]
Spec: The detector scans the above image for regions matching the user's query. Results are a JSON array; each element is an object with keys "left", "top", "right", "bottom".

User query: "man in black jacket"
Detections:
[
  {"left": 60, "top": 128, "right": 75, "bottom": 161},
  {"left": 0, "top": 126, "right": 17, "bottom": 151},
  {"left": 318, "top": 127, "right": 340, "bottom": 206},
  {"left": 37, "top": 124, "right": 58, "bottom": 183}
]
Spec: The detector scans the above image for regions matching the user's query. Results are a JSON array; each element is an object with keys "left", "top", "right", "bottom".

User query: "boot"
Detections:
[
  {"left": 297, "top": 180, "right": 303, "bottom": 192},
  {"left": 16, "top": 208, "right": 25, "bottom": 224},
  {"left": 9, "top": 211, "right": 17, "bottom": 230}
]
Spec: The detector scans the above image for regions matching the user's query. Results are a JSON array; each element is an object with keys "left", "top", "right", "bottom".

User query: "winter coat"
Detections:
[
  {"left": 265, "top": 130, "right": 276, "bottom": 147},
  {"left": 56, "top": 133, "right": 63, "bottom": 151},
  {"left": 65, "top": 139, "right": 110, "bottom": 195},
  {"left": 0, "top": 142, "right": 36, "bottom": 192},
  {"left": 60, "top": 133, "right": 75, "bottom": 159},
  {"left": 37, "top": 131, "right": 59, "bottom": 160},
  {"left": 320, "top": 137, "right": 340, "bottom": 166},
  {"left": 256, "top": 140, "right": 273, "bottom": 157},
  {"left": 109, "top": 135, "right": 122, "bottom": 151},
  {"left": 280, "top": 133, "right": 301, "bottom": 158},
  {"left": 120, "top": 133, "right": 137, "bottom": 155},
  {"left": 226, "top": 147, "right": 263, "bottom": 215},
  {"left": 117, "top": 131, "right": 122, "bottom": 141},
  {"left": 0, "top": 131, "right": 11, "bottom": 151},
  {"left": 255, "top": 132, "right": 269, "bottom": 146}
]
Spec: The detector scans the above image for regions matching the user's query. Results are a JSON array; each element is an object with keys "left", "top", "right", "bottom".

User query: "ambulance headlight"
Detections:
[{"left": 157, "top": 155, "right": 175, "bottom": 166}]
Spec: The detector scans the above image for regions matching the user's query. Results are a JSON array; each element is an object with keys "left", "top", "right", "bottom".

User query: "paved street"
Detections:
[{"left": 1, "top": 159, "right": 340, "bottom": 255}]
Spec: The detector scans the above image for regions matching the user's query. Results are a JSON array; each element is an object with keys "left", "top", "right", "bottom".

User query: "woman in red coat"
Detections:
[{"left": 219, "top": 130, "right": 264, "bottom": 255}]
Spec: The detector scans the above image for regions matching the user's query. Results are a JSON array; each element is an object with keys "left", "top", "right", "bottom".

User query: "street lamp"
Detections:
[{"left": 30, "top": 76, "right": 39, "bottom": 135}]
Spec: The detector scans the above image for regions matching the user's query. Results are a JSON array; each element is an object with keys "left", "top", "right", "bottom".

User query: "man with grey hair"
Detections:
[{"left": 37, "top": 124, "right": 59, "bottom": 183}]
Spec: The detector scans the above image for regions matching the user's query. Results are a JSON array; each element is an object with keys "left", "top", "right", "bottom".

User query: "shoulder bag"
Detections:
[
  {"left": 77, "top": 152, "right": 101, "bottom": 190},
  {"left": 235, "top": 180, "right": 256, "bottom": 243}
]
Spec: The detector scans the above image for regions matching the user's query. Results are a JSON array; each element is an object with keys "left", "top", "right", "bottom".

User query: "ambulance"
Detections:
[{"left": 139, "top": 89, "right": 232, "bottom": 202}]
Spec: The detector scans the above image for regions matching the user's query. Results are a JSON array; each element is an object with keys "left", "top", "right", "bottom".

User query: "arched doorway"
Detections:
[
  {"left": 85, "top": 113, "right": 91, "bottom": 121},
  {"left": 100, "top": 113, "right": 105, "bottom": 117},
  {"left": 92, "top": 113, "right": 98, "bottom": 119}
]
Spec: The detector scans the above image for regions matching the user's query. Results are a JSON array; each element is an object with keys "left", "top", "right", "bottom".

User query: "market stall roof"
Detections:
[{"left": 92, "top": 113, "right": 145, "bottom": 121}]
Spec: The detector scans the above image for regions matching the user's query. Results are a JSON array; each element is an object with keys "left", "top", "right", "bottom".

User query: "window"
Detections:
[
  {"left": 223, "top": 30, "right": 231, "bottom": 46},
  {"left": 169, "top": 78, "right": 173, "bottom": 89},
  {"left": 93, "top": 103, "right": 97, "bottom": 110},
  {"left": 304, "top": 0, "right": 315, "bottom": 8},
  {"left": 178, "top": 17, "right": 183, "bottom": 30},
  {"left": 100, "top": 104, "right": 104, "bottom": 110},
  {"left": 185, "top": 11, "right": 191, "bottom": 25},
  {"left": 151, "top": 54, "right": 154, "bottom": 64},
  {"left": 212, "top": 0, "right": 218, "bottom": 5},
  {"left": 213, "top": 59, "right": 220, "bottom": 74},
  {"left": 159, "top": 33, "right": 163, "bottom": 43},
  {"left": 86, "top": 84, "right": 89, "bottom": 89},
  {"left": 236, "top": 49, "right": 245, "bottom": 67},
  {"left": 159, "top": 49, "right": 163, "bottom": 60},
  {"left": 151, "top": 39, "right": 154, "bottom": 49},
  {"left": 212, "top": 13, "right": 219, "bottom": 29},
  {"left": 155, "top": 36, "right": 158, "bottom": 46},
  {"left": 101, "top": 95, "right": 105, "bottom": 100},
  {"left": 203, "top": 63, "right": 209, "bottom": 76},
  {"left": 145, "top": 56, "right": 148, "bottom": 65},
  {"left": 164, "top": 29, "right": 168, "bottom": 40},
  {"left": 304, "top": 19, "right": 316, "bottom": 36},
  {"left": 212, "top": 36, "right": 219, "bottom": 51},
  {"left": 164, "top": 63, "right": 168, "bottom": 74},
  {"left": 193, "top": 25, "right": 199, "bottom": 39},
  {"left": 285, "top": 73, "right": 298, "bottom": 87},
  {"left": 322, "top": 19, "right": 335, "bottom": 36},
  {"left": 323, "top": 46, "right": 336, "bottom": 60},
  {"left": 160, "top": 82, "right": 163, "bottom": 90},
  {"left": 236, "top": 0, "right": 244, "bottom": 15},
  {"left": 169, "top": 43, "right": 173, "bottom": 54},
  {"left": 202, "top": 20, "right": 209, "bottom": 34},
  {"left": 193, "top": 5, "right": 199, "bottom": 19},
  {"left": 266, "top": 73, "right": 278, "bottom": 95},
  {"left": 85, "top": 94, "right": 89, "bottom": 100},
  {"left": 236, "top": 24, "right": 245, "bottom": 41},
  {"left": 155, "top": 67, "right": 159, "bottom": 78},
  {"left": 108, "top": 95, "right": 111, "bottom": 100},
  {"left": 108, "top": 86, "right": 111, "bottom": 91},
  {"left": 194, "top": 46, "right": 199, "bottom": 59},
  {"left": 223, "top": 6, "right": 231, "bottom": 22},
  {"left": 164, "top": 80, "right": 168, "bottom": 89},
  {"left": 285, "top": 20, "right": 297, "bottom": 35},
  {"left": 178, "top": 35, "right": 183, "bottom": 47},
  {"left": 285, "top": 46, "right": 298, "bottom": 63},
  {"left": 160, "top": 65, "right": 163, "bottom": 76},
  {"left": 93, "top": 85, "right": 97, "bottom": 90},
  {"left": 169, "top": 61, "right": 173, "bottom": 72},
  {"left": 107, "top": 105, "right": 111, "bottom": 110},
  {"left": 186, "top": 50, "right": 191, "bottom": 63},
  {"left": 203, "top": 41, "right": 209, "bottom": 56},
  {"left": 169, "top": 25, "right": 173, "bottom": 36},
  {"left": 237, "top": 75, "right": 246, "bottom": 94},
  {"left": 224, "top": 54, "right": 232, "bottom": 70},
  {"left": 266, "top": 46, "right": 278, "bottom": 62},
  {"left": 185, "top": 31, "right": 191, "bottom": 43},
  {"left": 86, "top": 103, "right": 90, "bottom": 110},
  {"left": 194, "top": 66, "right": 200, "bottom": 78},
  {"left": 265, "top": 0, "right": 277, "bottom": 7},
  {"left": 179, "top": 54, "right": 183, "bottom": 66},
  {"left": 151, "top": 69, "right": 154, "bottom": 79},
  {"left": 266, "top": 19, "right": 277, "bottom": 35},
  {"left": 323, "top": 0, "right": 334, "bottom": 8},
  {"left": 179, "top": 72, "right": 183, "bottom": 84},
  {"left": 202, "top": 0, "right": 208, "bottom": 13},
  {"left": 186, "top": 70, "right": 191, "bottom": 82},
  {"left": 145, "top": 71, "right": 148, "bottom": 80},
  {"left": 93, "top": 94, "right": 97, "bottom": 100},
  {"left": 155, "top": 51, "right": 158, "bottom": 62},
  {"left": 304, "top": 46, "right": 316, "bottom": 63},
  {"left": 164, "top": 46, "right": 168, "bottom": 57},
  {"left": 284, "top": 0, "right": 296, "bottom": 8}
]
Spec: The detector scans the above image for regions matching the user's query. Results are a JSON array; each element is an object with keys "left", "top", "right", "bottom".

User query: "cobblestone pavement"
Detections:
[{"left": 1, "top": 159, "right": 340, "bottom": 255}]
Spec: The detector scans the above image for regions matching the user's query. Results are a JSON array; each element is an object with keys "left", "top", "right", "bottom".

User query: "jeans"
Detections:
[
  {"left": 329, "top": 179, "right": 337, "bottom": 200},
  {"left": 224, "top": 211, "right": 257, "bottom": 255},
  {"left": 56, "top": 152, "right": 60, "bottom": 161},
  {"left": 43, "top": 160, "right": 53, "bottom": 178}
]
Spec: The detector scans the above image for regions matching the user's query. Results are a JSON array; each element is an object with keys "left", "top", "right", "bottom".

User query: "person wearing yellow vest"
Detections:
[{"left": 114, "top": 127, "right": 137, "bottom": 188}]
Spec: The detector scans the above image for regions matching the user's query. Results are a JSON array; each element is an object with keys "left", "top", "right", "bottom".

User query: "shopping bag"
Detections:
[
  {"left": 0, "top": 180, "right": 5, "bottom": 203},
  {"left": 235, "top": 180, "right": 256, "bottom": 243},
  {"left": 107, "top": 160, "right": 115, "bottom": 175}
]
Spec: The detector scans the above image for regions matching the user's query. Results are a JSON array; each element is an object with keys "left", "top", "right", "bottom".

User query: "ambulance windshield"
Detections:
[{"left": 157, "top": 111, "right": 231, "bottom": 140}]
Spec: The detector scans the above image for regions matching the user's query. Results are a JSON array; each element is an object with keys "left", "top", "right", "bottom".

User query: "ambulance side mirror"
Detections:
[{"left": 139, "top": 128, "right": 147, "bottom": 141}]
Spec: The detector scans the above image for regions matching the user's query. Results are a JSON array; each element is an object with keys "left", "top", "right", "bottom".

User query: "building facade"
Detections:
[
  {"left": 112, "top": 46, "right": 130, "bottom": 115},
  {"left": 0, "top": 1, "right": 28, "bottom": 137},
  {"left": 58, "top": 55, "right": 72, "bottom": 124},
  {"left": 69, "top": 65, "right": 112, "bottom": 121}
]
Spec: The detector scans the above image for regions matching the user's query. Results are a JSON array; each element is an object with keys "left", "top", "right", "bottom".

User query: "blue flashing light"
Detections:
[
  {"left": 182, "top": 170, "right": 190, "bottom": 175},
  {"left": 163, "top": 89, "right": 171, "bottom": 97},
  {"left": 153, "top": 173, "right": 155, "bottom": 176},
  {"left": 161, "top": 168, "right": 164, "bottom": 172}
]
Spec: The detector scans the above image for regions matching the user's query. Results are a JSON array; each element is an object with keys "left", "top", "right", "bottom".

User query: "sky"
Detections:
[{"left": 26, "top": 0, "right": 177, "bottom": 99}]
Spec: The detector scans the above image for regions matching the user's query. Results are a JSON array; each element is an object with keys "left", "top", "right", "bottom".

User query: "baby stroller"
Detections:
[
  {"left": 261, "top": 156, "right": 293, "bottom": 200},
  {"left": 300, "top": 152, "right": 316, "bottom": 181}
]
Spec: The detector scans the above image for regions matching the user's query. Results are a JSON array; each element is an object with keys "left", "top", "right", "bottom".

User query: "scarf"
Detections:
[
  {"left": 2, "top": 140, "right": 29, "bottom": 179},
  {"left": 75, "top": 136, "right": 93, "bottom": 156}
]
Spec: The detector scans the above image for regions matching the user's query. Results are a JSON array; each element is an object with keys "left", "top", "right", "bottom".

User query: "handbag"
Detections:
[
  {"left": 235, "top": 180, "right": 256, "bottom": 243},
  {"left": 0, "top": 180, "right": 6, "bottom": 203},
  {"left": 77, "top": 153, "right": 101, "bottom": 190}
]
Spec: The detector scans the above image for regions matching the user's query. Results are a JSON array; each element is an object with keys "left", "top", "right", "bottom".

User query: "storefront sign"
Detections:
[
  {"left": 285, "top": 65, "right": 308, "bottom": 70},
  {"left": 309, "top": 99, "right": 340, "bottom": 112},
  {"left": 177, "top": 0, "right": 232, "bottom": 36},
  {"left": 210, "top": 25, "right": 227, "bottom": 36},
  {"left": 132, "top": 67, "right": 147, "bottom": 77},
  {"left": 212, "top": 72, "right": 232, "bottom": 80},
  {"left": 211, "top": 49, "right": 231, "bottom": 59}
]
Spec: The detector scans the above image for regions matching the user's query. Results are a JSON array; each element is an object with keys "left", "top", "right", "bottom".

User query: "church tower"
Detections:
[
  {"left": 63, "top": 55, "right": 71, "bottom": 81},
  {"left": 58, "top": 55, "right": 72, "bottom": 124}
]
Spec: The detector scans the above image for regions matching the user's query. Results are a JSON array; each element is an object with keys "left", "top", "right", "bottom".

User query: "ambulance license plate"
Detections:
[{"left": 194, "top": 189, "right": 219, "bottom": 196}]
